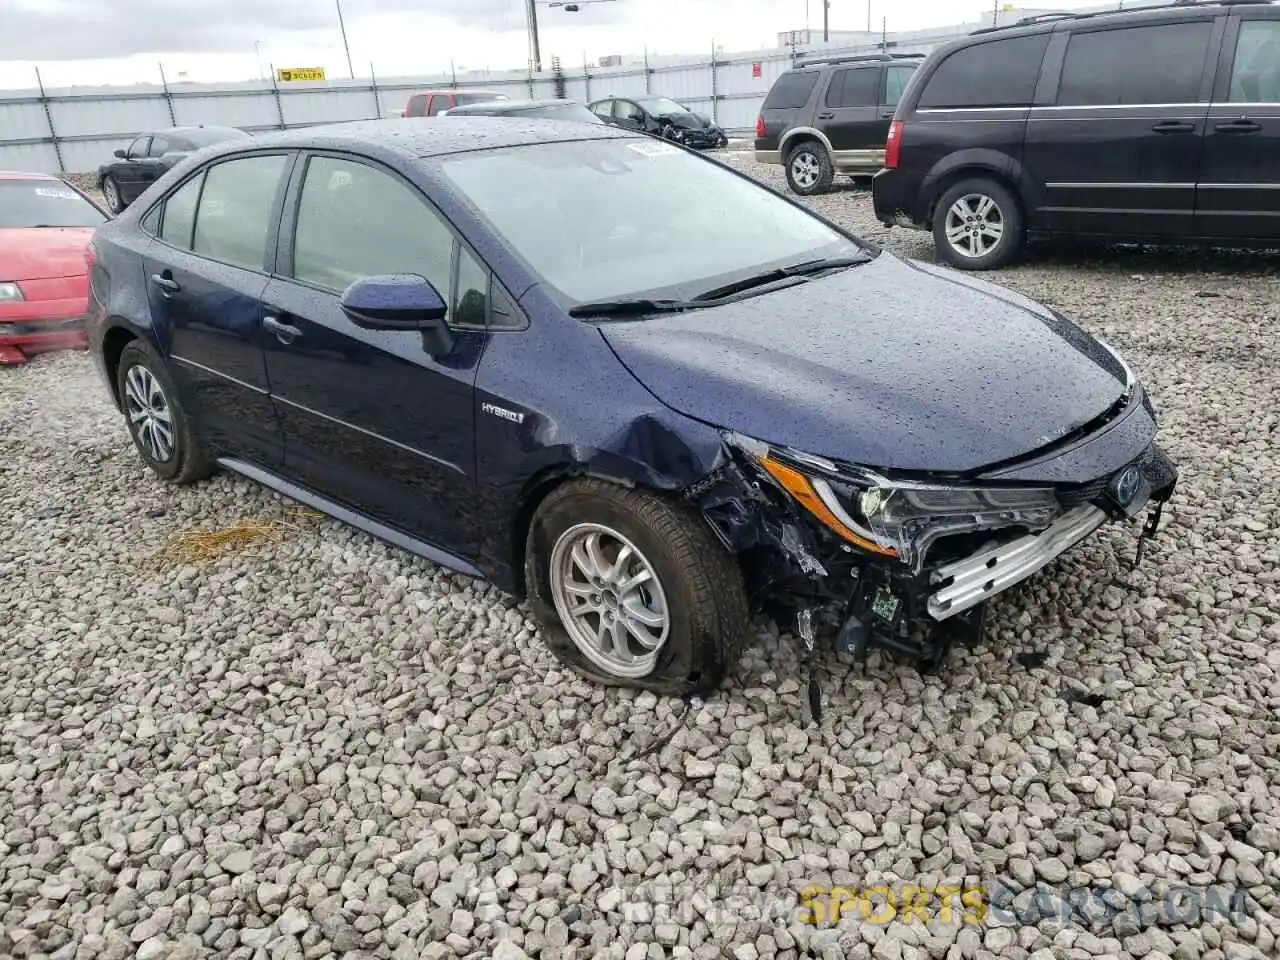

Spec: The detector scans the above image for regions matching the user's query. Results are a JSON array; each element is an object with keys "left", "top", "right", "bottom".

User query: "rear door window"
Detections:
[
  {"left": 826, "top": 67, "right": 879, "bottom": 108},
  {"left": 884, "top": 64, "right": 917, "bottom": 107},
  {"left": 917, "top": 34, "right": 1050, "bottom": 108},
  {"left": 763, "top": 71, "right": 820, "bottom": 109},
  {"left": 191, "top": 155, "right": 288, "bottom": 270},
  {"left": 1228, "top": 20, "right": 1280, "bottom": 102},
  {"left": 1057, "top": 22, "right": 1213, "bottom": 106}
]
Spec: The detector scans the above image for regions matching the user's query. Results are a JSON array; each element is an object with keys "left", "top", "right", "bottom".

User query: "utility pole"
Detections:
[
  {"left": 335, "top": 0, "right": 355, "bottom": 78},
  {"left": 823, "top": 0, "right": 829, "bottom": 42},
  {"left": 992, "top": 0, "right": 1000, "bottom": 28},
  {"left": 527, "top": 0, "right": 543, "bottom": 72},
  {"left": 867, "top": 1, "right": 872, "bottom": 33}
]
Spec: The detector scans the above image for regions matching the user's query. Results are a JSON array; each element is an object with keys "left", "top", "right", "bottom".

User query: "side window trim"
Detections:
[{"left": 276, "top": 150, "right": 527, "bottom": 331}]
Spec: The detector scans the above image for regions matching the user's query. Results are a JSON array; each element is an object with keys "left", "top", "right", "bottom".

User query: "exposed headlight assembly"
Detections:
[
  {"left": 727, "top": 432, "right": 1061, "bottom": 570},
  {"left": 0, "top": 282, "right": 24, "bottom": 302}
]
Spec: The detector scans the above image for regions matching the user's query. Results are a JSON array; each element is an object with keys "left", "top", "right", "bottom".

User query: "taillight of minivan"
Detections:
[
  {"left": 755, "top": 114, "right": 766, "bottom": 138},
  {"left": 885, "top": 120, "right": 903, "bottom": 169}
]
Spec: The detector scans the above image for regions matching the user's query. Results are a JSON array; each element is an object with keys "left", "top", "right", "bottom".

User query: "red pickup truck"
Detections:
[{"left": 403, "top": 89, "right": 510, "bottom": 117}]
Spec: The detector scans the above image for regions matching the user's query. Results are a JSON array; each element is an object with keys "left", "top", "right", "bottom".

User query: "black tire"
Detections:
[
  {"left": 101, "top": 175, "right": 125, "bottom": 215},
  {"left": 932, "top": 177, "right": 1024, "bottom": 271},
  {"left": 784, "top": 141, "right": 834, "bottom": 196},
  {"left": 115, "top": 340, "right": 212, "bottom": 485},
  {"left": 525, "top": 479, "right": 750, "bottom": 697}
]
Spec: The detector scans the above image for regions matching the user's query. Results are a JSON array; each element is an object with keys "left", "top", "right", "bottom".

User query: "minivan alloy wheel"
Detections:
[
  {"left": 548, "top": 522, "right": 670, "bottom": 679},
  {"left": 944, "top": 193, "right": 1005, "bottom": 259},
  {"left": 124, "top": 365, "right": 174, "bottom": 462}
]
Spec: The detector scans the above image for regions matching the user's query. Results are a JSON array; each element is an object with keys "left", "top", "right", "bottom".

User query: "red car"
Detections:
[{"left": 0, "top": 171, "right": 108, "bottom": 366}]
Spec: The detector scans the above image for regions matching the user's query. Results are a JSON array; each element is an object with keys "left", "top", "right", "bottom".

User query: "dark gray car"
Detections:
[
  {"left": 97, "top": 126, "right": 251, "bottom": 214},
  {"left": 754, "top": 53, "right": 922, "bottom": 195},
  {"left": 441, "top": 99, "right": 604, "bottom": 124}
]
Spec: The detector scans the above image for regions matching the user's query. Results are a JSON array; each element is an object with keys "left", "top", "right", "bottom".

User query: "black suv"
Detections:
[
  {"left": 873, "top": 0, "right": 1280, "bottom": 269},
  {"left": 755, "top": 54, "right": 923, "bottom": 195}
]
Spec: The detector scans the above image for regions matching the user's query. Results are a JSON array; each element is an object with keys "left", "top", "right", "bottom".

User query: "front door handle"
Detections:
[
  {"left": 263, "top": 315, "right": 302, "bottom": 344},
  {"left": 1214, "top": 119, "right": 1262, "bottom": 135},
  {"left": 880, "top": 110, "right": 896, "bottom": 119},
  {"left": 151, "top": 273, "right": 180, "bottom": 294},
  {"left": 1151, "top": 120, "right": 1195, "bottom": 134},
  {"left": 816, "top": 111, "right": 835, "bottom": 120}
]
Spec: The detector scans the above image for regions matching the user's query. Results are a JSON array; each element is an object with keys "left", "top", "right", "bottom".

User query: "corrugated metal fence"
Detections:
[{"left": 0, "top": 35, "right": 962, "bottom": 175}]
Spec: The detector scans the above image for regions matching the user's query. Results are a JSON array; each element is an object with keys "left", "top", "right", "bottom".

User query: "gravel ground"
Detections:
[{"left": 3, "top": 158, "right": 1279, "bottom": 960}]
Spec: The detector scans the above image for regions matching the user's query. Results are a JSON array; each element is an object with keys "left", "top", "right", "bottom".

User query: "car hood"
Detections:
[
  {"left": 598, "top": 254, "right": 1130, "bottom": 474},
  {"left": 660, "top": 111, "right": 708, "bottom": 130},
  {"left": 0, "top": 227, "right": 95, "bottom": 281}
]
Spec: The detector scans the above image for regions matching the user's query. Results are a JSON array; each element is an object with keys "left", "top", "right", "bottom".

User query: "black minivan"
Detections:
[{"left": 873, "top": 0, "right": 1280, "bottom": 269}]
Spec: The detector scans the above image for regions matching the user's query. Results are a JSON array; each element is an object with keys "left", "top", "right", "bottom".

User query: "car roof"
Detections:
[
  {"left": 230, "top": 116, "right": 638, "bottom": 159},
  {"left": 968, "top": 0, "right": 1272, "bottom": 36},
  {"left": 449, "top": 99, "right": 584, "bottom": 112},
  {"left": 0, "top": 170, "right": 60, "bottom": 181},
  {"left": 409, "top": 88, "right": 507, "bottom": 96}
]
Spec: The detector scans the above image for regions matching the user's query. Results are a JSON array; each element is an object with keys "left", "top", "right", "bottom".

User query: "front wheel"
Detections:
[
  {"left": 101, "top": 175, "right": 125, "bottom": 214},
  {"left": 525, "top": 479, "right": 749, "bottom": 696},
  {"left": 932, "top": 178, "right": 1025, "bottom": 270}
]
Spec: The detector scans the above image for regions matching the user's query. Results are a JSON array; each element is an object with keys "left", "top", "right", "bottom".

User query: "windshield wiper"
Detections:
[
  {"left": 691, "top": 255, "right": 872, "bottom": 302},
  {"left": 568, "top": 298, "right": 706, "bottom": 319}
]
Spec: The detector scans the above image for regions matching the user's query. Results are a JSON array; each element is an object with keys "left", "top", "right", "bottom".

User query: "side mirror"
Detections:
[
  {"left": 340, "top": 274, "right": 454, "bottom": 357},
  {"left": 114, "top": 148, "right": 127, "bottom": 159}
]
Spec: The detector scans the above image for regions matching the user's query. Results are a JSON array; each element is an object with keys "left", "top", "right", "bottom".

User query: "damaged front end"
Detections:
[{"left": 684, "top": 430, "right": 1177, "bottom": 675}]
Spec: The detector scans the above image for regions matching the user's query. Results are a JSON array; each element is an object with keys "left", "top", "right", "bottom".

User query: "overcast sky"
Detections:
[{"left": 0, "top": 0, "right": 1113, "bottom": 89}]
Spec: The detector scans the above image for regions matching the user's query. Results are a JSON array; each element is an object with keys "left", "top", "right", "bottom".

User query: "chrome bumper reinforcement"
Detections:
[{"left": 928, "top": 504, "right": 1107, "bottom": 620}]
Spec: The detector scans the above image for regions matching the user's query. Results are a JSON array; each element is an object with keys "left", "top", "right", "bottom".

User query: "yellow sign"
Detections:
[{"left": 276, "top": 67, "right": 326, "bottom": 82}]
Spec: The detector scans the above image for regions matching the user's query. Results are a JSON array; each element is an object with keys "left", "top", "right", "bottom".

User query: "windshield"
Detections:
[
  {"left": 638, "top": 97, "right": 688, "bottom": 116},
  {"left": 438, "top": 138, "right": 865, "bottom": 305},
  {"left": 0, "top": 180, "right": 107, "bottom": 229}
]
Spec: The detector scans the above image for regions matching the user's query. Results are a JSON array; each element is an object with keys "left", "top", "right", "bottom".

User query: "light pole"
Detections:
[
  {"left": 527, "top": 0, "right": 618, "bottom": 73},
  {"left": 335, "top": 0, "right": 355, "bottom": 79}
]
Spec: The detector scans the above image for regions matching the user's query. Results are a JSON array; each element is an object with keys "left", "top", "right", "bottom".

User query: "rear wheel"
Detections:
[
  {"left": 102, "top": 175, "right": 124, "bottom": 214},
  {"left": 116, "top": 340, "right": 212, "bottom": 485},
  {"left": 932, "top": 177, "right": 1024, "bottom": 270},
  {"left": 525, "top": 479, "right": 749, "bottom": 696},
  {"left": 785, "top": 141, "right": 834, "bottom": 196}
]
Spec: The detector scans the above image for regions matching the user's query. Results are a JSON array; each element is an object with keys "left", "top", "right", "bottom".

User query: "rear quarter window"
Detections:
[
  {"left": 764, "top": 71, "right": 820, "bottom": 109},
  {"left": 916, "top": 34, "right": 1051, "bottom": 109}
]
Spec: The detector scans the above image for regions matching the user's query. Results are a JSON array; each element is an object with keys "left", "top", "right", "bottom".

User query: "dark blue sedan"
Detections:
[{"left": 86, "top": 117, "right": 1177, "bottom": 693}]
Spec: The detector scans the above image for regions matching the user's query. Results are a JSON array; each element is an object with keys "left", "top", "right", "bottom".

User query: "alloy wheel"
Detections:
[
  {"left": 548, "top": 522, "right": 670, "bottom": 679},
  {"left": 790, "top": 151, "right": 821, "bottom": 190},
  {"left": 944, "top": 193, "right": 1005, "bottom": 259},
  {"left": 124, "top": 364, "right": 175, "bottom": 463},
  {"left": 103, "top": 178, "right": 121, "bottom": 212}
]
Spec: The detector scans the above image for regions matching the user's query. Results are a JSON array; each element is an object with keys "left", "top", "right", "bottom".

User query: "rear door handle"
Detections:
[
  {"left": 816, "top": 112, "right": 835, "bottom": 120},
  {"left": 151, "top": 273, "right": 180, "bottom": 294},
  {"left": 880, "top": 110, "right": 896, "bottom": 119},
  {"left": 1151, "top": 120, "right": 1195, "bottom": 134},
  {"left": 263, "top": 315, "right": 302, "bottom": 344},
  {"left": 1214, "top": 119, "right": 1262, "bottom": 134}
]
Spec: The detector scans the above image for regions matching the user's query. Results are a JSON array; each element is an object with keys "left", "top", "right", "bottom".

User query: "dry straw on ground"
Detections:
[{"left": 143, "top": 510, "right": 323, "bottom": 568}]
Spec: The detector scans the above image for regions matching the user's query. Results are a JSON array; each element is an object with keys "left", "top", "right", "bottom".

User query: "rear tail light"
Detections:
[
  {"left": 84, "top": 241, "right": 98, "bottom": 269},
  {"left": 755, "top": 114, "right": 766, "bottom": 139},
  {"left": 884, "top": 120, "right": 903, "bottom": 170}
]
